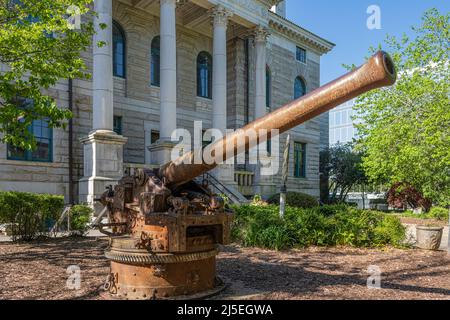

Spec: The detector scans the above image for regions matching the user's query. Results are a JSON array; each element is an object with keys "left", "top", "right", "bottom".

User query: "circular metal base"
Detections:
[{"left": 104, "top": 237, "right": 221, "bottom": 300}]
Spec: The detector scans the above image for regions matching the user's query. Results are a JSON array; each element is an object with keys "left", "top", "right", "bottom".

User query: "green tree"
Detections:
[
  {"left": 320, "top": 143, "right": 367, "bottom": 204},
  {"left": 0, "top": 0, "right": 95, "bottom": 150},
  {"left": 353, "top": 9, "right": 450, "bottom": 206}
]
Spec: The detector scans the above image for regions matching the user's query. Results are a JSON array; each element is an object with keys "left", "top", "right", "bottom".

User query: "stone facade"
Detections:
[{"left": 0, "top": 0, "right": 334, "bottom": 203}]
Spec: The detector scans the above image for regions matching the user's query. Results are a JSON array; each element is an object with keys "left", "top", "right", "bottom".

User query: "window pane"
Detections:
[
  {"left": 197, "top": 52, "right": 212, "bottom": 99},
  {"left": 113, "top": 22, "right": 126, "bottom": 78},
  {"left": 151, "top": 36, "right": 160, "bottom": 86},
  {"left": 7, "top": 145, "right": 26, "bottom": 160},
  {"left": 113, "top": 116, "right": 122, "bottom": 135},
  {"left": 32, "top": 138, "right": 50, "bottom": 161},
  {"left": 294, "top": 142, "right": 306, "bottom": 178},
  {"left": 294, "top": 77, "right": 306, "bottom": 99},
  {"left": 151, "top": 130, "right": 160, "bottom": 144},
  {"left": 296, "top": 47, "right": 307, "bottom": 63}
]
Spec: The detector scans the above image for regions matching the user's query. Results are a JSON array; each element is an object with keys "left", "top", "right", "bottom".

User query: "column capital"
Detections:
[
  {"left": 209, "top": 5, "right": 233, "bottom": 27},
  {"left": 253, "top": 25, "right": 270, "bottom": 43}
]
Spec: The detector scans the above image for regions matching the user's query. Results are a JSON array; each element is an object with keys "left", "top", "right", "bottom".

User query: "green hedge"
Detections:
[
  {"left": 69, "top": 204, "right": 93, "bottom": 235},
  {"left": 231, "top": 204, "right": 406, "bottom": 250},
  {"left": 0, "top": 191, "right": 64, "bottom": 241},
  {"left": 429, "top": 207, "right": 449, "bottom": 221},
  {"left": 267, "top": 192, "right": 319, "bottom": 209}
]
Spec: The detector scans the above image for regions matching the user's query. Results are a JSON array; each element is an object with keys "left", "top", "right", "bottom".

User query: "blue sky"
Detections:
[{"left": 286, "top": 0, "right": 450, "bottom": 85}]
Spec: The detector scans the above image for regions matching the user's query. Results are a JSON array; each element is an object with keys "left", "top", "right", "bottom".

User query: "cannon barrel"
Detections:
[{"left": 159, "top": 50, "right": 397, "bottom": 187}]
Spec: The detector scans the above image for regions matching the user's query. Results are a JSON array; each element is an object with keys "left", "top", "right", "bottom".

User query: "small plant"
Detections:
[
  {"left": 218, "top": 194, "right": 230, "bottom": 208},
  {"left": 267, "top": 192, "right": 318, "bottom": 209},
  {"left": 69, "top": 205, "right": 93, "bottom": 235},
  {"left": 251, "top": 194, "right": 267, "bottom": 207},
  {"left": 428, "top": 207, "right": 449, "bottom": 221}
]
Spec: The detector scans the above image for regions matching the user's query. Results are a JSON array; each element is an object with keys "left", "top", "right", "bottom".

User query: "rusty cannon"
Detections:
[{"left": 99, "top": 51, "right": 397, "bottom": 300}]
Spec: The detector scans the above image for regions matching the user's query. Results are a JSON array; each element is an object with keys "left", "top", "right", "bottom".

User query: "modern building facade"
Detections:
[
  {"left": 329, "top": 98, "right": 357, "bottom": 146},
  {"left": 0, "top": 0, "right": 334, "bottom": 207}
]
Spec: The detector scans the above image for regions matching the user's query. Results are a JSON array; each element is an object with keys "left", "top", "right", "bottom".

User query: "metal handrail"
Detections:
[{"left": 202, "top": 173, "right": 241, "bottom": 204}]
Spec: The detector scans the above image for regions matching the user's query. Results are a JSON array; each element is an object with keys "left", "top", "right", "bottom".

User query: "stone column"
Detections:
[
  {"left": 252, "top": 26, "right": 271, "bottom": 196},
  {"left": 210, "top": 6, "right": 235, "bottom": 186},
  {"left": 211, "top": 5, "right": 231, "bottom": 133},
  {"left": 149, "top": 0, "right": 178, "bottom": 165},
  {"left": 79, "top": 0, "right": 127, "bottom": 213},
  {"left": 254, "top": 26, "right": 269, "bottom": 119}
]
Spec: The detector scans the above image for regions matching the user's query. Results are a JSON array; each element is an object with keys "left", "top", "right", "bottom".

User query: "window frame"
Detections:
[
  {"left": 7, "top": 117, "right": 53, "bottom": 163},
  {"left": 113, "top": 115, "right": 123, "bottom": 135},
  {"left": 197, "top": 51, "right": 213, "bottom": 99},
  {"left": 150, "top": 35, "right": 160, "bottom": 87},
  {"left": 113, "top": 20, "right": 126, "bottom": 79},
  {"left": 296, "top": 46, "right": 307, "bottom": 64},
  {"left": 294, "top": 76, "right": 307, "bottom": 100},
  {"left": 293, "top": 142, "right": 307, "bottom": 178}
]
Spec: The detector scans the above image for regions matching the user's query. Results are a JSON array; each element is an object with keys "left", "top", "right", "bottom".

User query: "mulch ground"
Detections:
[{"left": 0, "top": 238, "right": 449, "bottom": 300}]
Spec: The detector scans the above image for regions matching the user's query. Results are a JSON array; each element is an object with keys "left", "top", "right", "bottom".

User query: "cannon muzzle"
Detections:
[{"left": 159, "top": 50, "right": 397, "bottom": 187}]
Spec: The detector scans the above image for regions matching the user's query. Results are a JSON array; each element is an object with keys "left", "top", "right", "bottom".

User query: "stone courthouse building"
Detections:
[{"left": 0, "top": 0, "right": 334, "bottom": 207}]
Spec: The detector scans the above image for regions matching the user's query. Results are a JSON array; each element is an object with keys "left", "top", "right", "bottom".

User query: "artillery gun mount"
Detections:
[{"left": 98, "top": 51, "right": 397, "bottom": 300}]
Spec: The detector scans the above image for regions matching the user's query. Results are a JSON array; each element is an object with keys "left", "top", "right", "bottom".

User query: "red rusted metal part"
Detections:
[{"left": 99, "top": 51, "right": 397, "bottom": 300}]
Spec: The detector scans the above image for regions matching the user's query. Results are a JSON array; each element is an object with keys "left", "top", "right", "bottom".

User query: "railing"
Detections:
[
  {"left": 199, "top": 173, "right": 249, "bottom": 205},
  {"left": 234, "top": 171, "right": 254, "bottom": 196}
]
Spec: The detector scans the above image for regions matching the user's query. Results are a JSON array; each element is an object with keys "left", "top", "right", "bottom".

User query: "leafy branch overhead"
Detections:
[
  {"left": 352, "top": 8, "right": 450, "bottom": 206},
  {"left": 0, "top": 0, "right": 95, "bottom": 150}
]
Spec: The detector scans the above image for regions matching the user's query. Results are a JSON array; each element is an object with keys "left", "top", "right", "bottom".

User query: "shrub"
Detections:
[
  {"left": 0, "top": 191, "right": 64, "bottom": 241},
  {"left": 69, "top": 205, "right": 93, "bottom": 235},
  {"left": 387, "top": 182, "right": 432, "bottom": 212},
  {"left": 267, "top": 192, "right": 318, "bottom": 209},
  {"left": 428, "top": 207, "right": 449, "bottom": 221},
  {"left": 231, "top": 204, "right": 406, "bottom": 250}
]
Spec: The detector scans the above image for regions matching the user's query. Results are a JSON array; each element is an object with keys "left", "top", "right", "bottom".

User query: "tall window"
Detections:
[
  {"left": 266, "top": 66, "right": 272, "bottom": 154},
  {"left": 113, "top": 116, "right": 122, "bottom": 135},
  {"left": 296, "top": 46, "right": 307, "bottom": 63},
  {"left": 294, "top": 142, "right": 306, "bottom": 178},
  {"left": 150, "top": 36, "right": 160, "bottom": 86},
  {"left": 294, "top": 76, "right": 306, "bottom": 99},
  {"left": 266, "top": 65, "right": 272, "bottom": 112},
  {"left": 197, "top": 51, "right": 212, "bottom": 99},
  {"left": 113, "top": 21, "right": 126, "bottom": 78},
  {"left": 7, "top": 99, "right": 52, "bottom": 163}
]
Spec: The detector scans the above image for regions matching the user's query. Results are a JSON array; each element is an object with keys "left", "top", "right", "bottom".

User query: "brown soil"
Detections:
[{"left": 0, "top": 238, "right": 449, "bottom": 300}]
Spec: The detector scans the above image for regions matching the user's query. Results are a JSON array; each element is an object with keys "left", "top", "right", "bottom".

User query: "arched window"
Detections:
[
  {"left": 113, "top": 21, "right": 126, "bottom": 78},
  {"left": 150, "top": 36, "right": 160, "bottom": 86},
  {"left": 266, "top": 65, "right": 272, "bottom": 112},
  {"left": 294, "top": 76, "right": 306, "bottom": 99},
  {"left": 197, "top": 51, "right": 212, "bottom": 99}
]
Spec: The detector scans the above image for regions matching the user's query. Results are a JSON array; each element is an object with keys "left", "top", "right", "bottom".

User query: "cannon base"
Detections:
[{"left": 104, "top": 237, "right": 223, "bottom": 300}]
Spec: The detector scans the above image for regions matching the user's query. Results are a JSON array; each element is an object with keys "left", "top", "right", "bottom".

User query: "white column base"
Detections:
[
  {"left": 148, "top": 140, "right": 178, "bottom": 166},
  {"left": 79, "top": 130, "right": 127, "bottom": 214}
]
